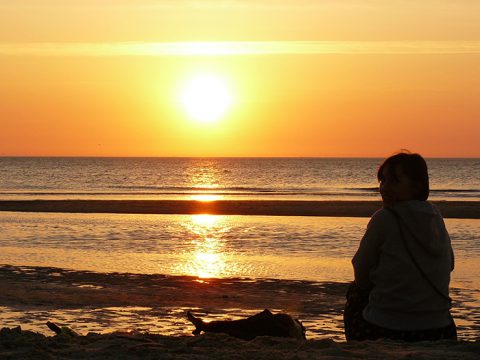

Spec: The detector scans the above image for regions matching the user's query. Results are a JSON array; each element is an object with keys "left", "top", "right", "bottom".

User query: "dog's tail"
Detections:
[{"left": 187, "top": 311, "right": 205, "bottom": 335}]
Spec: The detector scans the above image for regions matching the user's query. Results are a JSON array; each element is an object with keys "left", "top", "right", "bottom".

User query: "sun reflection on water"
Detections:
[
  {"left": 176, "top": 214, "right": 231, "bottom": 278},
  {"left": 190, "top": 194, "right": 223, "bottom": 202},
  {"left": 184, "top": 159, "right": 226, "bottom": 203}
]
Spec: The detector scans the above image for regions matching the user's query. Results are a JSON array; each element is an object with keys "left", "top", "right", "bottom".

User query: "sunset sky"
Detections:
[{"left": 1, "top": 1, "right": 479, "bottom": 157}]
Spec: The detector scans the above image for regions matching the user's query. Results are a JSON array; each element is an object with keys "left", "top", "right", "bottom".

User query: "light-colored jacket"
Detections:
[{"left": 352, "top": 200, "right": 454, "bottom": 331}]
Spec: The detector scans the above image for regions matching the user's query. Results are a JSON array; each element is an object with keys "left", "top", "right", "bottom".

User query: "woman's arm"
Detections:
[
  {"left": 352, "top": 211, "right": 386, "bottom": 289},
  {"left": 450, "top": 246, "right": 455, "bottom": 271}
]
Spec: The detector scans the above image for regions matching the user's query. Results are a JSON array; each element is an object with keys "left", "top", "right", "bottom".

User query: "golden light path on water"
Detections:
[
  {"left": 179, "top": 162, "right": 229, "bottom": 278},
  {"left": 189, "top": 194, "right": 223, "bottom": 202},
  {"left": 186, "top": 160, "right": 224, "bottom": 203},
  {"left": 175, "top": 214, "right": 229, "bottom": 279}
]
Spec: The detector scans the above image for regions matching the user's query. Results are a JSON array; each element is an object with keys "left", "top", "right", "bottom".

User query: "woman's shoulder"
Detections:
[
  {"left": 371, "top": 207, "right": 395, "bottom": 221},
  {"left": 368, "top": 207, "right": 396, "bottom": 228}
]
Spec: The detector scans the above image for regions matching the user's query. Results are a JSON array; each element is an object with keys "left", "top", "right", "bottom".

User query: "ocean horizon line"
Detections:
[{"left": 1, "top": 155, "right": 479, "bottom": 159}]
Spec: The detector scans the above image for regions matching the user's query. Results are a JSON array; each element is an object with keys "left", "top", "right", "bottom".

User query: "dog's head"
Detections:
[
  {"left": 290, "top": 318, "right": 306, "bottom": 340},
  {"left": 276, "top": 313, "right": 306, "bottom": 340}
]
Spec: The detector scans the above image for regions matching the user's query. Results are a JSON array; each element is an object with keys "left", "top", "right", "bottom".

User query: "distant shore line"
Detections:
[{"left": 0, "top": 200, "right": 479, "bottom": 218}]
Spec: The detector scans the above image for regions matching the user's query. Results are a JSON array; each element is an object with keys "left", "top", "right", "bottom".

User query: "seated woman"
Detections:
[
  {"left": 344, "top": 151, "right": 457, "bottom": 342},
  {"left": 187, "top": 309, "right": 306, "bottom": 341}
]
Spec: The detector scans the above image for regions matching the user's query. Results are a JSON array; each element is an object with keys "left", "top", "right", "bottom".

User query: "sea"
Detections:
[
  {"left": 0, "top": 157, "right": 479, "bottom": 340},
  {"left": 0, "top": 157, "right": 479, "bottom": 201}
]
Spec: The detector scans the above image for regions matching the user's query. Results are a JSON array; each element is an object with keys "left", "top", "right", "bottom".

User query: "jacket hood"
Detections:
[{"left": 392, "top": 200, "right": 450, "bottom": 256}]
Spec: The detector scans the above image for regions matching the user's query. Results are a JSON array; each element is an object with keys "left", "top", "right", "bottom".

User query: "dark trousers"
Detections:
[{"left": 344, "top": 282, "right": 457, "bottom": 342}]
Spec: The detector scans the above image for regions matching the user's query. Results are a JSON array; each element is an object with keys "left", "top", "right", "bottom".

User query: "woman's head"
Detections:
[{"left": 377, "top": 151, "right": 429, "bottom": 206}]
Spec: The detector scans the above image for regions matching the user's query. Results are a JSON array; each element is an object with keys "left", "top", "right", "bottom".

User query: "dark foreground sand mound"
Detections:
[{"left": 1, "top": 326, "right": 479, "bottom": 360}]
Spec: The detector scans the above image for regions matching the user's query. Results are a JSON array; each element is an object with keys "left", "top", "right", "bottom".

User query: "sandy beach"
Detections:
[
  {"left": 1, "top": 265, "right": 479, "bottom": 359},
  {"left": 1, "top": 200, "right": 479, "bottom": 218}
]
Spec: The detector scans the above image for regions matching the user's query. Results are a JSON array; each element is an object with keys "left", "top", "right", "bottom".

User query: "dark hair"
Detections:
[{"left": 377, "top": 151, "right": 429, "bottom": 201}]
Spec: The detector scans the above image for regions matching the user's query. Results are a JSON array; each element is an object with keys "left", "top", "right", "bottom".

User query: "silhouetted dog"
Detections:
[{"left": 187, "top": 309, "right": 306, "bottom": 341}]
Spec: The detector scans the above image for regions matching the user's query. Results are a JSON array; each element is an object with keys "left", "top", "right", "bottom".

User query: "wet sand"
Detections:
[
  {"left": 0, "top": 265, "right": 347, "bottom": 340},
  {"left": 1, "top": 265, "right": 479, "bottom": 337},
  {"left": 1, "top": 200, "right": 479, "bottom": 218}
]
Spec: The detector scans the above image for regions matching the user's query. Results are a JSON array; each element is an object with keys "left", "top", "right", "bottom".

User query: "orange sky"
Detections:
[{"left": 0, "top": 1, "right": 479, "bottom": 157}]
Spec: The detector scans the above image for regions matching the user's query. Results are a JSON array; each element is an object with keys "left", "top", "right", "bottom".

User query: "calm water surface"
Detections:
[
  {"left": 1, "top": 212, "right": 479, "bottom": 341},
  {"left": 0, "top": 212, "right": 478, "bottom": 289}
]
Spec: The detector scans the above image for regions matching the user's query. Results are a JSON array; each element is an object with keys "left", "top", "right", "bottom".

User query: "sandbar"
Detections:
[{"left": 0, "top": 200, "right": 479, "bottom": 218}]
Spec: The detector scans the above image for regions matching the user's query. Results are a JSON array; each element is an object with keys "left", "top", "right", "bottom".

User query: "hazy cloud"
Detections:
[{"left": 1, "top": 41, "right": 480, "bottom": 57}]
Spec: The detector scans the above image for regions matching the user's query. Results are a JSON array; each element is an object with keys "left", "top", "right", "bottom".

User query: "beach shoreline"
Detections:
[{"left": 1, "top": 200, "right": 479, "bottom": 218}]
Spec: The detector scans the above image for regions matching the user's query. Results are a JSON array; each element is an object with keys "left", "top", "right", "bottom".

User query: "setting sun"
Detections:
[{"left": 179, "top": 73, "right": 233, "bottom": 123}]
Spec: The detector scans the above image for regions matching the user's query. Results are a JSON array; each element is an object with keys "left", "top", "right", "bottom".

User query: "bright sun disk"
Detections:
[{"left": 179, "top": 73, "right": 233, "bottom": 123}]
